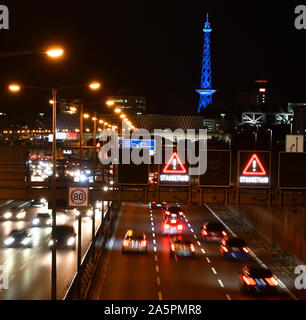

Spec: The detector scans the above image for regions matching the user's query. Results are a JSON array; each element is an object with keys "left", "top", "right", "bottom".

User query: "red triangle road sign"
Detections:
[
  {"left": 242, "top": 153, "right": 266, "bottom": 176},
  {"left": 162, "top": 152, "right": 187, "bottom": 174}
]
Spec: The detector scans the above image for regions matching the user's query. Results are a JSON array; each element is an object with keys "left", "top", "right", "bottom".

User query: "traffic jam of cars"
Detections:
[
  {"left": 0, "top": 199, "right": 103, "bottom": 251},
  {"left": 121, "top": 201, "right": 280, "bottom": 297}
]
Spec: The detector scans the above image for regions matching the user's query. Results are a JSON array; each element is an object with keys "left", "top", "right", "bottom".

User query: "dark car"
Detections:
[
  {"left": 32, "top": 213, "right": 52, "bottom": 227},
  {"left": 1, "top": 206, "right": 26, "bottom": 221},
  {"left": 239, "top": 266, "right": 279, "bottom": 295},
  {"left": 201, "top": 222, "right": 227, "bottom": 242},
  {"left": 169, "top": 236, "right": 195, "bottom": 258},
  {"left": 220, "top": 237, "right": 250, "bottom": 260},
  {"left": 48, "top": 225, "right": 76, "bottom": 249},
  {"left": 4, "top": 229, "right": 32, "bottom": 248},
  {"left": 31, "top": 198, "right": 47, "bottom": 207},
  {"left": 163, "top": 206, "right": 184, "bottom": 221}
]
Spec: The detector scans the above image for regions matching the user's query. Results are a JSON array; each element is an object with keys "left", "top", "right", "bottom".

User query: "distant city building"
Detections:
[
  {"left": 106, "top": 95, "right": 146, "bottom": 114},
  {"left": 236, "top": 80, "right": 270, "bottom": 106},
  {"left": 291, "top": 103, "right": 306, "bottom": 134}
]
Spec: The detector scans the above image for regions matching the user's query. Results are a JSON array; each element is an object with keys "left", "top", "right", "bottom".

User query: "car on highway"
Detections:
[
  {"left": 220, "top": 236, "right": 250, "bottom": 261},
  {"left": 201, "top": 222, "right": 227, "bottom": 242},
  {"left": 32, "top": 213, "right": 52, "bottom": 227},
  {"left": 74, "top": 207, "right": 94, "bottom": 218},
  {"left": 239, "top": 265, "right": 279, "bottom": 295},
  {"left": 163, "top": 218, "right": 184, "bottom": 236},
  {"left": 4, "top": 229, "right": 32, "bottom": 248},
  {"left": 0, "top": 206, "right": 27, "bottom": 221},
  {"left": 48, "top": 225, "right": 76, "bottom": 249},
  {"left": 163, "top": 206, "right": 184, "bottom": 221},
  {"left": 31, "top": 198, "right": 47, "bottom": 207},
  {"left": 149, "top": 201, "right": 162, "bottom": 209},
  {"left": 122, "top": 230, "right": 148, "bottom": 253},
  {"left": 169, "top": 236, "right": 195, "bottom": 258}
]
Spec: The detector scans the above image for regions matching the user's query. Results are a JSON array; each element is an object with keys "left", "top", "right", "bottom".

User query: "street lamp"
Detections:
[
  {"left": 46, "top": 49, "right": 64, "bottom": 58},
  {"left": 8, "top": 80, "right": 101, "bottom": 300}
]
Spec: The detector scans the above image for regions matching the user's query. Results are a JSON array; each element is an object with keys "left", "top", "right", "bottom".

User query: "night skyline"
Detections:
[{"left": 0, "top": 0, "right": 305, "bottom": 123}]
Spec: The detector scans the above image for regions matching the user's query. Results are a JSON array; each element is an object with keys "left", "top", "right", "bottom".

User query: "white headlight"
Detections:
[
  {"left": 103, "top": 186, "right": 109, "bottom": 192},
  {"left": 17, "top": 211, "right": 26, "bottom": 219},
  {"left": 32, "top": 218, "right": 39, "bottom": 225},
  {"left": 4, "top": 212, "right": 12, "bottom": 219},
  {"left": 4, "top": 237, "right": 15, "bottom": 245},
  {"left": 87, "top": 210, "right": 93, "bottom": 217},
  {"left": 40, "top": 198, "right": 46, "bottom": 203},
  {"left": 47, "top": 219, "right": 52, "bottom": 225},
  {"left": 48, "top": 239, "right": 54, "bottom": 246},
  {"left": 22, "top": 238, "right": 31, "bottom": 245},
  {"left": 67, "top": 237, "right": 75, "bottom": 246}
]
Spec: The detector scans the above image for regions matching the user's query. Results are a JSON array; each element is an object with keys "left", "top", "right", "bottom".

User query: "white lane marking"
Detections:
[
  {"left": 152, "top": 233, "right": 155, "bottom": 238},
  {"left": 158, "top": 291, "right": 163, "bottom": 300},
  {"left": 152, "top": 227, "right": 155, "bottom": 231},
  {"left": 194, "top": 235, "right": 197, "bottom": 239},
  {"left": 201, "top": 248, "right": 206, "bottom": 254},
  {"left": 218, "top": 279, "right": 224, "bottom": 288},
  {"left": 197, "top": 241, "right": 201, "bottom": 246},
  {"left": 185, "top": 219, "right": 189, "bottom": 222},
  {"left": 155, "top": 255, "right": 158, "bottom": 262},
  {"left": 150, "top": 217, "right": 153, "bottom": 221},
  {"left": 190, "top": 228, "right": 194, "bottom": 233},
  {"left": 211, "top": 267, "right": 217, "bottom": 275},
  {"left": 156, "top": 277, "right": 161, "bottom": 286},
  {"left": 205, "top": 203, "right": 298, "bottom": 301},
  {"left": 206, "top": 257, "right": 211, "bottom": 263},
  {"left": 156, "top": 265, "right": 159, "bottom": 273},
  {"left": 188, "top": 224, "right": 191, "bottom": 228},
  {"left": 151, "top": 222, "right": 154, "bottom": 226},
  {"left": 153, "top": 247, "right": 157, "bottom": 252},
  {"left": 153, "top": 239, "right": 156, "bottom": 244},
  {"left": 226, "top": 294, "right": 231, "bottom": 300}
]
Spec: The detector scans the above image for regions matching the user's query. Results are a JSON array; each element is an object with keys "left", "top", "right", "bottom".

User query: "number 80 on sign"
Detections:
[{"left": 68, "top": 187, "right": 89, "bottom": 207}]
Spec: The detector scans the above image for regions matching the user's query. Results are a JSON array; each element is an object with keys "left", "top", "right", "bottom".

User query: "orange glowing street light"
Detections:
[
  {"left": 106, "top": 100, "right": 115, "bottom": 107},
  {"left": 89, "top": 82, "right": 101, "bottom": 90},
  {"left": 46, "top": 48, "right": 64, "bottom": 58},
  {"left": 8, "top": 84, "right": 21, "bottom": 92}
]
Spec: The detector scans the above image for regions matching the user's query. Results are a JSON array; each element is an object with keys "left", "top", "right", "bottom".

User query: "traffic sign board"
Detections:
[
  {"left": 238, "top": 151, "right": 271, "bottom": 188},
  {"left": 68, "top": 187, "right": 89, "bottom": 207}
]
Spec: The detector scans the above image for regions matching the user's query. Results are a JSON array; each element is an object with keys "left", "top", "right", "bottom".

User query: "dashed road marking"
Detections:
[
  {"left": 190, "top": 228, "right": 194, "bottom": 233},
  {"left": 155, "top": 255, "right": 158, "bottom": 262},
  {"left": 153, "top": 239, "right": 156, "bottom": 244},
  {"left": 197, "top": 241, "right": 201, "bottom": 246},
  {"left": 156, "top": 265, "right": 159, "bottom": 273},
  {"left": 158, "top": 291, "right": 163, "bottom": 300},
  {"left": 194, "top": 235, "right": 197, "bottom": 239},
  {"left": 152, "top": 227, "right": 155, "bottom": 231},
  {"left": 153, "top": 246, "right": 157, "bottom": 252},
  {"left": 211, "top": 267, "right": 217, "bottom": 275},
  {"left": 152, "top": 233, "right": 155, "bottom": 238},
  {"left": 226, "top": 294, "right": 231, "bottom": 300},
  {"left": 188, "top": 224, "right": 191, "bottom": 228},
  {"left": 218, "top": 279, "right": 224, "bottom": 288},
  {"left": 156, "top": 277, "right": 161, "bottom": 286},
  {"left": 206, "top": 257, "right": 211, "bottom": 263},
  {"left": 201, "top": 248, "right": 206, "bottom": 254}
]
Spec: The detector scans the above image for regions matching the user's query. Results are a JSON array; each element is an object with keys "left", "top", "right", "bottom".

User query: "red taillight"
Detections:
[
  {"left": 221, "top": 245, "right": 228, "bottom": 253},
  {"left": 123, "top": 240, "right": 129, "bottom": 247},
  {"left": 242, "top": 247, "right": 249, "bottom": 254},
  {"left": 177, "top": 224, "right": 183, "bottom": 230},
  {"left": 141, "top": 240, "right": 147, "bottom": 247},
  {"left": 265, "top": 277, "right": 278, "bottom": 287},
  {"left": 164, "top": 224, "right": 170, "bottom": 230},
  {"left": 179, "top": 211, "right": 184, "bottom": 216},
  {"left": 190, "top": 244, "right": 195, "bottom": 252},
  {"left": 222, "top": 231, "right": 227, "bottom": 237},
  {"left": 171, "top": 244, "right": 175, "bottom": 251},
  {"left": 243, "top": 276, "right": 256, "bottom": 286},
  {"left": 165, "top": 211, "right": 170, "bottom": 215},
  {"left": 202, "top": 229, "right": 207, "bottom": 236}
]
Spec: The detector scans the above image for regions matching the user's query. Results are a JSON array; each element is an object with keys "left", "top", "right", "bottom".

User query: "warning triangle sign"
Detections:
[
  {"left": 163, "top": 152, "right": 187, "bottom": 174},
  {"left": 242, "top": 154, "right": 266, "bottom": 176}
]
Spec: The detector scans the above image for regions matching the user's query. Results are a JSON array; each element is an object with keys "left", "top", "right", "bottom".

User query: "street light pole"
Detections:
[{"left": 51, "top": 88, "right": 57, "bottom": 300}]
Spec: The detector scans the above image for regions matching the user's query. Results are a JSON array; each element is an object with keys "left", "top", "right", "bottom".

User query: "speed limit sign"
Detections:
[{"left": 68, "top": 187, "right": 89, "bottom": 207}]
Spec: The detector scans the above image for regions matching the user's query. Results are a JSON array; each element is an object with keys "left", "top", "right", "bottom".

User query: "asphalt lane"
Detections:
[
  {"left": 89, "top": 202, "right": 291, "bottom": 300},
  {"left": 0, "top": 200, "right": 108, "bottom": 299}
]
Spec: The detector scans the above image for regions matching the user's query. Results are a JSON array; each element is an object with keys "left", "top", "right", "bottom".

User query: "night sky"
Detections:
[{"left": 0, "top": 0, "right": 305, "bottom": 125}]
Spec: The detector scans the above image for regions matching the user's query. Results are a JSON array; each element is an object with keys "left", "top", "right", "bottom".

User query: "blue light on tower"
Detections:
[{"left": 196, "top": 13, "right": 216, "bottom": 113}]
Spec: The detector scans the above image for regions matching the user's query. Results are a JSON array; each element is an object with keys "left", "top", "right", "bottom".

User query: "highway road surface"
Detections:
[
  {"left": 88, "top": 202, "right": 291, "bottom": 300},
  {"left": 0, "top": 199, "right": 108, "bottom": 299}
]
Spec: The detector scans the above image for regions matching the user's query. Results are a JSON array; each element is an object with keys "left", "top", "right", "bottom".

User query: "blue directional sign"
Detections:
[{"left": 118, "top": 139, "right": 155, "bottom": 151}]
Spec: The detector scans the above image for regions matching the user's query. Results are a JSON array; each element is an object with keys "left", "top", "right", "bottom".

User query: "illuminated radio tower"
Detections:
[{"left": 196, "top": 13, "right": 216, "bottom": 113}]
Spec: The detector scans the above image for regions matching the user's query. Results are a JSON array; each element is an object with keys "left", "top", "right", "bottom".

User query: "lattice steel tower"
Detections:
[{"left": 196, "top": 13, "right": 216, "bottom": 113}]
